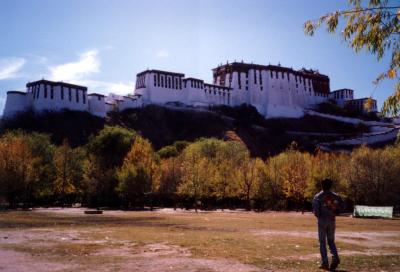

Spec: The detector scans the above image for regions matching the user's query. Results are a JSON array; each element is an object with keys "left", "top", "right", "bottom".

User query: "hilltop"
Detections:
[{"left": 0, "top": 104, "right": 385, "bottom": 157}]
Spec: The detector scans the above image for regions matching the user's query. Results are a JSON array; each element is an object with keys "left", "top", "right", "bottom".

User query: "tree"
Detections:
[
  {"left": 273, "top": 144, "right": 311, "bottom": 212},
  {"left": 237, "top": 157, "right": 264, "bottom": 211},
  {"left": 84, "top": 126, "right": 136, "bottom": 207},
  {"left": 304, "top": 0, "right": 400, "bottom": 116},
  {"left": 116, "top": 136, "right": 159, "bottom": 209},
  {"left": 307, "top": 151, "right": 348, "bottom": 201},
  {"left": 264, "top": 156, "right": 285, "bottom": 210},
  {"left": 178, "top": 143, "right": 214, "bottom": 212},
  {"left": 159, "top": 157, "right": 182, "bottom": 208},
  {"left": 87, "top": 126, "right": 136, "bottom": 168},
  {"left": 213, "top": 141, "right": 248, "bottom": 210},
  {"left": 0, "top": 133, "right": 36, "bottom": 207},
  {"left": 24, "top": 132, "right": 56, "bottom": 203},
  {"left": 344, "top": 145, "right": 400, "bottom": 206},
  {"left": 82, "top": 154, "right": 116, "bottom": 207},
  {"left": 53, "top": 140, "right": 85, "bottom": 205}
]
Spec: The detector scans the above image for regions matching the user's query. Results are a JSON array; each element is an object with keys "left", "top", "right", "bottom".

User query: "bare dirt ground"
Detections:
[
  {"left": 0, "top": 208, "right": 399, "bottom": 271},
  {"left": 0, "top": 228, "right": 265, "bottom": 272}
]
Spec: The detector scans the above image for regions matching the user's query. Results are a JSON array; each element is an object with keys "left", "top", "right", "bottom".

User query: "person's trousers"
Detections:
[{"left": 318, "top": 219, "right": 339, "bottom": 265}]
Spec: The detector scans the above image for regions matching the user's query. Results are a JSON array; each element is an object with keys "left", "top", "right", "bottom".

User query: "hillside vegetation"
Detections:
[
  {"left": 0, "top": 105, "right": 369, "bottom": 156},
  {"left": 0, "top": 106, "right": 398, "bottom": 210}
]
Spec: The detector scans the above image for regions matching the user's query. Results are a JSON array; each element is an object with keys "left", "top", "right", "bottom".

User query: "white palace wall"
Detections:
[
  {"left": 30, "top": 83, "right": 88, "bottom": 113},
  {"left": 2, "top": 62, "right": 368, "bottom": 120},
  {"left": 2, "top": 80, "right": 143, "bottom": 119}
]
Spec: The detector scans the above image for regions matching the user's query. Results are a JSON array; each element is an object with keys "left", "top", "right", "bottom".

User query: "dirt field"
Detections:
[{"left": 0, "top": 208, "right": 399, "bottom": 271}]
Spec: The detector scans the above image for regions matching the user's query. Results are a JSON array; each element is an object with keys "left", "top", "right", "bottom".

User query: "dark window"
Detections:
[
  {"left": 154, "top": 75, "right": 157, "bottom": 86},
  {"left": 98, "top": 96, "right": 101, "bottom": 101},
  {"left": 37, "top": 86, "right": 40, "bottom": 98},
  {"left": 83, "top": 92, "right": 86, "bottom": 104},
  {"left": 261, "top": 86, "right": 263, "bottom": 91},
  {"left": 44, "top": 85, "right": 48, "bottom": 98},
  {"left": 270, "top": 71, "right": 273, "bottom": 77},
  {"left": 50, "top": 86, "right": 54, "bottom": 99},
  {"left": 172, "top": 77, "right": 175, "bottom": 89},
  {"left": 69, "top": 88, "right": 72, "bottom": 101},
  {"left": 179, "top": 78, "right": 181, "bottom": 89},
  {"left": 157, "top": 74, "right": 160, "bottom": 87},
  {"left": 191, "top": 81, "right": 193, "bottom": 88},
  {"left": 276, "top": 72, "right": 278, "bottom": 79},
  {"left": 61, "top": 86, "right": 64, "bottom": 99},
  {"left": 254, "top": 71, "right": 257, "bottom": 84},
  {"left": 175, "top": 78, "right": 178, "bottom": 89},
  {"left": 161, "top": 76, "right": 164, "bottom": 87},
  {"left": 76, "top": 89, "right": 79, "bottom": 103},
  {"left": 260, "top": 72, "right": 262, "bottom": 85}
]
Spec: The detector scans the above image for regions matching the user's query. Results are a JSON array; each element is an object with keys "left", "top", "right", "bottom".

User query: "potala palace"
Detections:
[{"left": 2, "top": 61, "right": 377, "bottom": 119}]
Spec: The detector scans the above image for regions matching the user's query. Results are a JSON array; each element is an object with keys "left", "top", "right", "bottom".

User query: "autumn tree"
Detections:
[
  {"left": 0, "top": 133, "right": 36, "bottom": 207},
  {"left": 24, "top": 133, "right": 56, "bottom": 203},
  {"left": 53, "top": 140, "right": 85, "bottom": 205},
  {"left": 159, "top": 157, "right": 182, "bottom": 208},
  {"left": 178, "top": 140, "right": 217, "bottom": 212},
  {"left": 272, "top": 144, "right": 311, "bottom": 212},
  {"left": 116, "top": 136, "right": 160, "bottom": 209},
  {"left": 307, "top": 151, "right": 349, "bottom": 201},
  {"left": 344, "top": 145, "right": 400, "bottom": 206},
  {"left": 213, "top": 141, "right": 248, "bottom": 209},
  {"left": 237, "top": 157, "right": 264, "bottom": 211},
  {"left": 304, "top": 0, "right": 400, "bottom": 116},
  {"left": 84, "top": 126, "right": 136, "bottom": 206}
]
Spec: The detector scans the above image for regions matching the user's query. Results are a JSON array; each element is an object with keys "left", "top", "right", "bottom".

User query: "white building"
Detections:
[
  {"left": 2, "top": 80, "right": 143, "bottom": 119},
  {"left": 2, "top": 61, "right": 376, "bottom": 119},
  {"left": 329, "top": 88, "right": 354, "bottom": 107},
  {"left": 135, "top": 62, "right": 330, "bottom": 118},
  {"left": 346, "top": 98, "right": 378, "bottom": 113}
]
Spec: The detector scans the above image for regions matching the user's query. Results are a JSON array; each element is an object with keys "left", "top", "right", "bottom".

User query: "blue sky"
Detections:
[{"left": 0, "top": 0, "right": 396, "bottom": 112}]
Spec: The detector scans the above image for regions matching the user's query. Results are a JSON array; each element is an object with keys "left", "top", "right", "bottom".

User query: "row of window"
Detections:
[
  {"left": 136, "top": 75, "right": 146, "bottom": 89},
  {"left": 332, "top": 90, "right": 353, "bottom": 99},
  {"left": 204, "top": 89, "right": 230, "bottom": 96},
  {"left": 225, "top": 71, "right": 313, "bottom": 88},
  {"left": 31, "top": 85, "right": 86, "bottom": 104},
  {"left": 349, "top": 100, "right": 377, "bottom": 109},
  {"left": 153, "top": 74, "right": 182, "bottom": 89}
]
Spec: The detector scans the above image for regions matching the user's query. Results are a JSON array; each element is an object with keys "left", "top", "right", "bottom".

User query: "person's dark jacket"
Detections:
[{"left": 312, "top": 190, "right": 344, "bottom": 221}]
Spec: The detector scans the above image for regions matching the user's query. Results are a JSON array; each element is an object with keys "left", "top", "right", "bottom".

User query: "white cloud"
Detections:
[
  {"left": 82, "top": 80, "right": 134, "bottom": 95},
  {"left": 156, "top": 49, "right": 171, "bottom": 59},
  {"left": 50, "top": 50, "right": 100, "bottom": 81},
  {"left": 0, "top": 58, "right": 26, "bottom": 80}
]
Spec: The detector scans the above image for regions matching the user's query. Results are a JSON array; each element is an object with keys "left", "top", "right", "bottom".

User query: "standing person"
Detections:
[{"left": 312, "top": 178, "right": 344, "bottom": 271}]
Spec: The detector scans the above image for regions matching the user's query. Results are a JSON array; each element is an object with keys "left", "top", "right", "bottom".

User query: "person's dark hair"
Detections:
[{"left": 321, "top": 178, "right": 333, "bottom": 191}]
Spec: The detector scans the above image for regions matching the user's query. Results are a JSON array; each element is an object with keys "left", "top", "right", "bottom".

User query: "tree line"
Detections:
[{"left": 0, "top": 126, "right": 399, "bottom": 211}]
